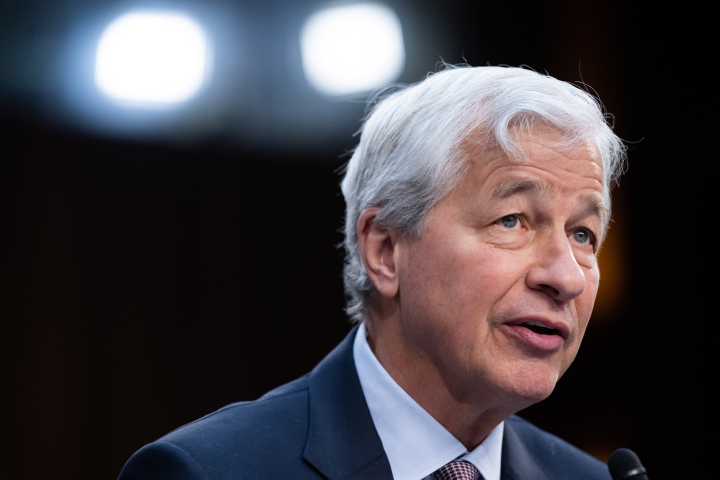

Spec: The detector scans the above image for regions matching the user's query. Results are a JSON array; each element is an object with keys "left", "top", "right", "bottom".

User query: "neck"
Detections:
[{"left": 365, "top": 307, "right": 524, "bottom": 450}]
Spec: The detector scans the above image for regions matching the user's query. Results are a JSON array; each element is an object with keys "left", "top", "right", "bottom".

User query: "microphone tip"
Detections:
[{"left": 608, "top": 448, "right": 647, "bottom": 479}]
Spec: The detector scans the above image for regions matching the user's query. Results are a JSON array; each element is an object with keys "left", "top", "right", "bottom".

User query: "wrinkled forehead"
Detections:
[
  {"left": 456, "top": 123, "right": 609, "bottom": 238},
  {"left": 459, "top": 123, "right": 604, "bottom": 185}
]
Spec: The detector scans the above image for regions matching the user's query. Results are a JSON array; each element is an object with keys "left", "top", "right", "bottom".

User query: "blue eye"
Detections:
[
  {"left": 573, "top": 230, "right": 590, "bottom": 244},
  {"left": 500, "top": 215, "right": 518, "bottom": 228}
]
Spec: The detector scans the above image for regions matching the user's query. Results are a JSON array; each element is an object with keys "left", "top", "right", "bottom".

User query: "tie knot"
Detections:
[{"left": 432, "top": 461, "right": 481, "bottom": 480}]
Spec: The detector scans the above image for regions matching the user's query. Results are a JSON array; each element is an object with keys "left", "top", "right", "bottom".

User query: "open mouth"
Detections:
[
  {"left": 505, "top": 318, "right": 567, "bottom": 350},
  {"left": 521, "top": 320, "right": 560, "bottom": 336}
]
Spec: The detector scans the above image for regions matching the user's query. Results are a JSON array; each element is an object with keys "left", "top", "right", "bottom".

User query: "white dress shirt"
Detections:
[{"left": 353, "top": 322, "right": 504, "bottom": 480}]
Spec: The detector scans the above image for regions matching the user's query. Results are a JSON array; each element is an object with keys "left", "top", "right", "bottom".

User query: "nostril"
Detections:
[{"left": 538, "top": 284, "right": 560, "bottom": 296}]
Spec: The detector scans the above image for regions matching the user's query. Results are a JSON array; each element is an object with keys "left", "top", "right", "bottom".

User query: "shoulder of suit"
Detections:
[
  {"left": 506, "top": 415, "right": 610, "bottom": 479},
  {"left": 120, "top": 375, "right": 318, "bottom": 479},
  {"left": 157, "top": 374, "right": 311, "bottom": 451}
]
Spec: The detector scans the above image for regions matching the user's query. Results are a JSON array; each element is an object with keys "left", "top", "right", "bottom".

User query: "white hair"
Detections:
[{"left": 340, "top": 65, "right": 626, "bottom": 324}]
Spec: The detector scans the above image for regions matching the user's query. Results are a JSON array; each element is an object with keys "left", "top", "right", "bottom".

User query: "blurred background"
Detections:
[{"left": 0, "top": 0, "right": 706, "bottom": 478}]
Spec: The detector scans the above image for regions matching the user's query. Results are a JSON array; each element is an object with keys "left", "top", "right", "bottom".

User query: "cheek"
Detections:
[
  {"left": 577, "top": 266, "right": 600, "bottom": 328},
  {"left": 451, "top": 239, "right": 515, "bottom": 291},
  {"left": 405, "top": 240, "right": 521, "bottom": 328},
  {"left": 402, "top": 242, "right": 527, "bottom": 369}
]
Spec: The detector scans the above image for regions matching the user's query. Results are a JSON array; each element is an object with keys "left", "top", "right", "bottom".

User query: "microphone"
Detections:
[{"left": 608, "top": 448, "right": 648, "bottom": 480}]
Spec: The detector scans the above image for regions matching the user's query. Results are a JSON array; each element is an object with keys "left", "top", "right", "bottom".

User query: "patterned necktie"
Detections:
[{"left": 432, "top": 461, "right": 482, "bottom": 480}]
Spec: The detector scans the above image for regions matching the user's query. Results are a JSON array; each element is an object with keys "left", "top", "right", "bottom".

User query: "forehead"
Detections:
[{"left": 460, "top": 125, "right": 605, "bottom": 194}]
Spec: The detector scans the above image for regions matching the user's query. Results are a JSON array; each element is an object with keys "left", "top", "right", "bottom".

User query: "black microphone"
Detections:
[{"left": 608, "top": 448, "right": 648, "bottom": 480}]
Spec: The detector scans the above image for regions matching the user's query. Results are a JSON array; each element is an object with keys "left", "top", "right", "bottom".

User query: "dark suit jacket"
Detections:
[{"left": 119, "top": 326, "right": 611, "bottom": 480}]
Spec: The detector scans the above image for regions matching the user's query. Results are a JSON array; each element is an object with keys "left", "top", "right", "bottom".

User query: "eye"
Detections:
[
  {"left": 573, "top": 229, "right": 592, "bottom": 244},
  {"left": 499, "top": 214, "right": 519, "bottom": 229}
]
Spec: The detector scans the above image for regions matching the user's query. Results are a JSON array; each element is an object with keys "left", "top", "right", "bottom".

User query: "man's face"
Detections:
[{"left": 395, "top": 126, "right": 606, "bottom": 406}]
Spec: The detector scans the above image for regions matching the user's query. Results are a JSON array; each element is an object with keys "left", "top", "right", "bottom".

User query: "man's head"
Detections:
[{"left": 341, "top": 66, "right": 625, "bottom": 418}]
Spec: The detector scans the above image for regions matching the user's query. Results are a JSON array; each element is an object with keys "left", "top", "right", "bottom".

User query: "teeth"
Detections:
[{"left": 525, "top": 320, "right": 549, "bottom": 328}]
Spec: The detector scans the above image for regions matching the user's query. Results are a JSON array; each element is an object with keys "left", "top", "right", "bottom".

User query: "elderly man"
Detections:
[{"left": 119, "top": 66, "right": 625, "bottom": 480}]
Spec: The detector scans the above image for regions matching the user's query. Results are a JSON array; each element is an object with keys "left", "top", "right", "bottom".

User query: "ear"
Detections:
[{"left": 357, "top": 207, "right": 400, "bottom": 299}]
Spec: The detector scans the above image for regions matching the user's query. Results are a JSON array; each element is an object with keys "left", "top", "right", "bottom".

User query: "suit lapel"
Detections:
[
  {"left": 303, "top": 325, "right": 394, "bottom": 480},
  {"left": 501, "top": 418, "right": 551, "bottom": 480}
]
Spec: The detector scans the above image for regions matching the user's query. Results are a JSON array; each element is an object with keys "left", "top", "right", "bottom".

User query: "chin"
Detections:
[
  {"left": 511, "top": 382, "right": 556, "bottom": 406},
  {"left": 501, "top": 362, "right": 560, "bottom": 407}
]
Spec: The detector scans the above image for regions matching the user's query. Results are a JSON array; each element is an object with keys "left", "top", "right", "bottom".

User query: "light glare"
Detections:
[
  {"left": 301, "top": 3, "right": 405, "bottom": 96},
  {"left": 95, "top": 11, "right": 209, "bottom": 104}
]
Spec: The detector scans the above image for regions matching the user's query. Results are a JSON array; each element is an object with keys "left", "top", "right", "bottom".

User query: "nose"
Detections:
[{"left": 526, "top": 231, "right": 586, "bottom": 303}]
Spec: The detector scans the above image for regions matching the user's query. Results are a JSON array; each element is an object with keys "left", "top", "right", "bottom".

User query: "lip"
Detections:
[{"left": 504, "top": 316, "right": 570, "bottom": 351}]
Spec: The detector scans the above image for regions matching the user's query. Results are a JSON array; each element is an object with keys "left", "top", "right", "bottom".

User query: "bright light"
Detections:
[
  {"left": 95, "top": 11, "right": 209, "bottom": 105},
  {"left": 300, "top": 3, "right": 404, "bottom": 96}
]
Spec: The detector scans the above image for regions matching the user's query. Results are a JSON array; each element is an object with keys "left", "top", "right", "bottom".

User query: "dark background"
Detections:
[{"left": 0, "top": 0, "right": 707, "bottom": 479}]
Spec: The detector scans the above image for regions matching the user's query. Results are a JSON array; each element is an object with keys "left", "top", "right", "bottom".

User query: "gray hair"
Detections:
[{"left": 340, "top": 65, "right": 626, "bottom": 324}]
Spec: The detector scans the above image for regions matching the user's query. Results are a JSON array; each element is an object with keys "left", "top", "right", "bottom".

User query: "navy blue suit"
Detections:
[{"left": 119, "top": 327, "right": 611, "bottom": 480}]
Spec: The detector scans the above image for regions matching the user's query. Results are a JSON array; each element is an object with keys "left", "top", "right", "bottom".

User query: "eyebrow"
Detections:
[
  {"left": 490, "top": 179, "right": 554, "bottom": 200},
  {"left": 490, "top": 178, "right": 609, "bottom": 230},
  {"left": 577, "top": 194, "right": 609, "bottom": 229}
]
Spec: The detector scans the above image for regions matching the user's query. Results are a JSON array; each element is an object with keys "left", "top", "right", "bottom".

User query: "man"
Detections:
[{"left": 119, "top": 66, "right": 626, "bottom": 480}]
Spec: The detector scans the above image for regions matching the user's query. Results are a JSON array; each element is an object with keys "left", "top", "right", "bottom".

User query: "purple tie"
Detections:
[{"left": 432, "top": 461, "right": 482, "bottom": 480}]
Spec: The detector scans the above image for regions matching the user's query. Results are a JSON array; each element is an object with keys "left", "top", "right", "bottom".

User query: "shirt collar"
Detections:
[
  {"left": 460, "top": 421, "right": 504, "bottom": 480},
  {"left": 353, "top": 322, "right": 504, "bottom": 480}
]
